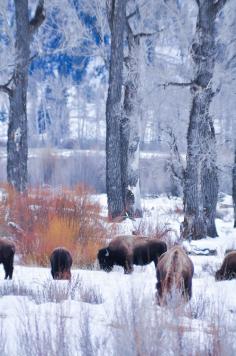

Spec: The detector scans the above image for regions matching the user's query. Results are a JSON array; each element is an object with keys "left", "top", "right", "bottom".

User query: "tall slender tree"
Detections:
[
  {"left": 106, "top": 0, "right": 126, "bottom": 218},
  {"left": 233, "top": 142, "right": 236, "bottom": 228},
  {"left": 182, "top": 0, "right": 227, "bottom": 240},
  {"left": 121, "top": 18, "right": 142, "bottom": 217},
  {"left": 0, "top": 0, "right": 45, "bottom": 192}
]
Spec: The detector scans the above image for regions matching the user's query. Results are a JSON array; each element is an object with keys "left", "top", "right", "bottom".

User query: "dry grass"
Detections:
[
  {"left": 133, "top": 219, "right": 174, "bottom": 247},
  {"left": 111, "top": 285, "right": 236, "bottom": 356},
  {"left": 0, "top": 184, "right": 116, "bottom": 267},
  {"left": 0, "top": 274, "right": 103, "bottom": 305}
]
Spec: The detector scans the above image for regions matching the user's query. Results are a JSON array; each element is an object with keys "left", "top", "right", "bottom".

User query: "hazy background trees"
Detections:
[{"left": 0, "top": 0, "right": 235, "bottom": 233}]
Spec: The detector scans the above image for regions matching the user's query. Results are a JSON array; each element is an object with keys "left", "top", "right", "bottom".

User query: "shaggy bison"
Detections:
[
  {"left": 0, "top": 238, "right": 15, "bottom": 279},
  {"left": 50, "top": 247, "right": 72, "bottom": 280},
  {"left": 156, "top": 246, "right": 194, "bottom": 305},
  {"left": 215, "top": 251, "right": 236, "bottom": 281},
  {"left": 97, "top": 235, "right": 167, "bottom": 274}
]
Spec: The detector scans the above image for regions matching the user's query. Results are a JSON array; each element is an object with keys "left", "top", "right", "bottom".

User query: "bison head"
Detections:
[{"left": 97, "top": 248, "right": 114, "bottom": 272}]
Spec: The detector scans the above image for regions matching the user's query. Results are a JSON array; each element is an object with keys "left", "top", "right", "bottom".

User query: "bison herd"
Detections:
[{"left": 1, "top": 235, "right": 236, "bottom": 305}]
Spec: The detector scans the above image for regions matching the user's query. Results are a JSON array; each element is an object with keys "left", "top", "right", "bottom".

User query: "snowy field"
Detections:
[{"left": 0, "top": 194, "right": 236, "bottom": 356}]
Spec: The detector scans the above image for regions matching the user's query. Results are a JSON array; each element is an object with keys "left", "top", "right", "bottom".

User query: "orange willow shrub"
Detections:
[{"left": 0, "top": 184, "right": 116, "bottom": 267}]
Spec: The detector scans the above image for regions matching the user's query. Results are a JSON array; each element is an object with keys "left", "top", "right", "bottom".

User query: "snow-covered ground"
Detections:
[{"left": 0, "top": 194, "right": 236, "bottom": 355}]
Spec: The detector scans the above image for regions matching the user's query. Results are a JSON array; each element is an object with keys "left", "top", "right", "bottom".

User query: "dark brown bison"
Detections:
[
  {"left": 97, "top": 235, "right": 167, "bottom": 274},
  {"left": 156, "top": 246, "right": 194, "bottom": 305},
  {"left": 215, "top": 251, "right": 236, "bottom": 281},
  {"left": 0, "top": 238, "right": 15, "bottom": 279},
  {"left": 50, "top": 247, "right": 72, "bottom": 280}
]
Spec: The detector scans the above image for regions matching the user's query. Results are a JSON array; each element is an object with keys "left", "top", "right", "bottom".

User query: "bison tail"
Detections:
[{"left": 164, "top": 250, "right": 179, "bottom": 293}]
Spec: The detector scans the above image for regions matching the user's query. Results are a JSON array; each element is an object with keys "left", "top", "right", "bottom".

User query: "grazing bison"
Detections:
[
  {"left": 156, "top": 246, "right": 194, "bottom": 305},
  {"left": 0, "top": 238, "right": 15, "bottom": 279},
  {"left": 50, "top": 247, "right": 72, "bottom": 280},
  {"left": 97, "top": 235, "right": 167, "bottom": 274},
  {"left": 215, "top": 251, "right": 236, "bottom": 281}
]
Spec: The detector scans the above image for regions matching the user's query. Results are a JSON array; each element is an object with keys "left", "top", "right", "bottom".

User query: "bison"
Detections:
[
  {"left": 215, "top": 251, "right": 236, "bottom": 281},
  {"left": 156, "top": 246, "right": 194, "bottom": 305},
  {"left": 0, "top": 238, "right": 15, "bottom": 279},
  {"left": 50, "top": 247, "right": 72, "bottom": 280},
  {"left": 97, "top": 235, "right": 167, "bottom": 274}
]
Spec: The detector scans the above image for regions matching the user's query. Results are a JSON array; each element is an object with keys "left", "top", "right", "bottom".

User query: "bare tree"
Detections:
[
  {"left": 233, "top": 142, "right": 236, "bottom": 228},
  {"left": 0, "top": 0, "right": 45, "bottom": 192},
  {"left": 120, "top": 17, "right": 142, "bottom": 218},
  {"left": 106, "top": 0, "right": 126, "bottom": 218},
  {"left": 182, "top": 0, "right": 227, "bottom": 240}
]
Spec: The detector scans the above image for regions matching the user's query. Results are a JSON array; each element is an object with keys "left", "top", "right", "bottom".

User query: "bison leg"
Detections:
[
  {"left": 124, "top": 259, "right": 133, "bottom": 274},
  {"left": 51, "top": 269, "right": 56, "bottom": 279},
  {"left": 156, "top": 281, "right": 163, "bottom": 305},
  {"left": 185, "top": 278, "right": 192, "bottom": 300},
  {"left": 153, "top": 257, "right": 158, "bottom": 268},
  {"left": 156, "top": 269, "right": 163, "bottom": 304},
  {"left": 3, "top": 262, "right": 13, "bottom": 279}
]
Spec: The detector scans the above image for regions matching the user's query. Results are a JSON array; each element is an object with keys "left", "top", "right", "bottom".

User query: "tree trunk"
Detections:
[
  {"left": 122, "top": 24, "right": 142, "bottom": 217},
  {"left": 106, "top": 0, "right": 126, "bottom": 218},
  {"left": 233, "top": 143, "right": 236, "bottom": 228},
  {"left": 201, "top": 117, "right": 219, "bottom": 237},
  {"left": 7, "top": 1, "right": 30, "bottom": 192},
  {"left": 5, "top": 0, "right": 45, "bottom": 192},
  {"left": 182, "top": 0, "right": 226, "bottom": 240},
  {"left": 183, "top": 94, "right": 207, "bottom": 240}
]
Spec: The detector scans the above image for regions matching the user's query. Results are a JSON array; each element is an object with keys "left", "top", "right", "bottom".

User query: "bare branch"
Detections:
[
  {"left": 29, "top": 0, "right": 45, "bottom": 35},
  {"left": 164, "top": 126, "right": 185, "bottom": 191},
  {"left": 126, "top": 0, "right": 149, "bottom": 20},
  {"left": 134, "top": 31, "right": 161, "bottom": 40},
  {"left": 126, "top": 7, "right": 139, "bottom": 21},
  {"left": 0, "top": 75, "right": 14, "bottom": 96},
  {"left": 157, "top": 81, "right": 193, "bottom": 89},
  {"left": 0, "top": 84, "right": 12, "bottom": 96},
  {"left": 106, "top": 0, "right": 114, "bottom": 31},
  {"left": 214, "top": 0, "right": 228, "bottom": 14}
]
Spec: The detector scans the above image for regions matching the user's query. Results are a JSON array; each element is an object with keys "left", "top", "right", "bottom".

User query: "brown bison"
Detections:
[
  {"left": 215, "top": 251, "right": 236, "bottom": 281},
  {"left": 97, "top": 235, "right": 167, "bottom": 274},
  {"left": 156, "top": 246, "right": 194, "bottom": 305},
  {"left": 50, "top": 247, "right": 72, "bottom": 280},
  {"left": 0, "top": 238, "right": 15, "bottom": 279}
]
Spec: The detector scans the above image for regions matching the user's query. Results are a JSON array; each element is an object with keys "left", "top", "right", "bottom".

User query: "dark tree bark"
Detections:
[
  {"left": 106, "top": 0, "right": 126, "bottom": 218},
  {"left": 201, "top": 116, "right": 219, "bottom": 237},
  {"left": 182, "top": 0, "right": 227, "bottom": 240},
  {"left": 233, "top": 143, "right": 236, "bottom": 228},
  {"left": 1, "top": 0, "right": 45, "bottom": 192},
  {"left": 121, "top": 21, "right": 142, "bottom": 218}
]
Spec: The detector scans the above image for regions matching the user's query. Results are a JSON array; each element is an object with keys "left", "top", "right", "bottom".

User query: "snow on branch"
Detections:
[{"left": 29, "top": 0, "right": 45, "bottom": 35}]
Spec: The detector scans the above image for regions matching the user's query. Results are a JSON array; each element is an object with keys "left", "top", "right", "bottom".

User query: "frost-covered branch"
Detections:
[
  {"left": 164, "top": 126, "right": 185, "bottom": 193},
  {"left": 0, "top": 75, "right": 14, "bottom": 96},
  {"left": 0, "top": 84, "right": 11, "bottom": 96},
  {"left": 29, "top": 0, "right": 45, "bottom": 35},
  {"left": 214, "top": 0, "right": 228, "bottom": 15},
  {"left": 157, "top": 81, "right": 192, "bottom": 89}
]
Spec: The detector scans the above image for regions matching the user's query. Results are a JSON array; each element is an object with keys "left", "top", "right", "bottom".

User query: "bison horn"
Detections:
[{"left": 105, "top": 249, "right": 109, "bottom": 257}]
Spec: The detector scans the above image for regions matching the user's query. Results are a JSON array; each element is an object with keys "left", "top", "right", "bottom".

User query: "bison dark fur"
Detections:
[
  {"left": 0, "top": 238, "right": 15, "bottom": 279},
  {"left": 97, "top": 235, "right": 167, "bottom": 274},
  {"left": 156, "top": 246, "right": 194, "bottom": 305},
  {"left": 215, "top": 252, "right": 236, "bottom": 281},
  {"left": 50, "top": 247, "right": 72, "bottom": 280}
]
